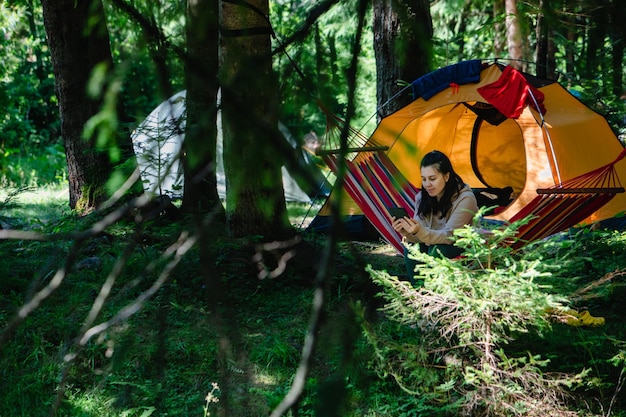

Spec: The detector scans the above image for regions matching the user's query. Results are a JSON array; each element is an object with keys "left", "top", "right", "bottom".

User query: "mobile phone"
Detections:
[{"left": 388, "top": 207, "right": 409, "bottom": 219}]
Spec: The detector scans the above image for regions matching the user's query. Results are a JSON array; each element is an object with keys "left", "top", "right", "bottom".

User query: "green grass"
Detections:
[
  {"left": 0, "top": 184, "right": 69, "bottom": 228},
  {"left": 0, "top": 187, "right": 625, "bottom": 416}
]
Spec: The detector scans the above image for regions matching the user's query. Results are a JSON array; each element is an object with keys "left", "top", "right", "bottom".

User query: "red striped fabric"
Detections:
[
  {"left": 324, "top": 151, "right": 419, "bottom": 254},
  {"left": 320, "top": 105, "right": 625, "bottom": 252},
  {"left": 325, "top": 149, "right": 624, "bottom": 252},
  {"left": 509, "top": 149, "right": 626, "bottom": 248}
]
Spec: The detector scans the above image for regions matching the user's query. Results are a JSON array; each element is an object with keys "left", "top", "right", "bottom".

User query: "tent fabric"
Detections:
[
  {"left": 322, "top": 151, "right": 418, "bottom": 253},
  {"left": 131, "top": 90, "right": 327, "bottom": 203},
  {"left": 131, "top": 90, "right": 187, "bottom": 198},
  {"left": 310, "top": 61, "right": 626, "bottom": 243},
  {"left": 509, "top": 148, "right": 626, "bottom": 248},
  {"left": 463, "top": 102, "right": 508, "bottom": 126}
]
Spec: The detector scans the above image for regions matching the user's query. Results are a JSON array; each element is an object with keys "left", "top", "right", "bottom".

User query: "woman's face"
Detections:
[{"left": 421, "top": 165, "right": 450, "bottom": 200}]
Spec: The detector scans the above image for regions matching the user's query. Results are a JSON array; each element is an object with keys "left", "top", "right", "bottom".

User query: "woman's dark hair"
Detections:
[{"left": 417, "top": 150, "right": 466, "bottom": 219}]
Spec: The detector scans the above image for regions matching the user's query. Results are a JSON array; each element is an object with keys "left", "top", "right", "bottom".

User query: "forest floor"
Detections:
[{"left": 0, "top": 190, "right": 625, "bottom": 416}]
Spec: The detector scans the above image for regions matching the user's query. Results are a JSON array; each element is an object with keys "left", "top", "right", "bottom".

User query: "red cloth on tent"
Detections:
[{"left": 477, "top": 66, "right": 546, "bottom": 119}]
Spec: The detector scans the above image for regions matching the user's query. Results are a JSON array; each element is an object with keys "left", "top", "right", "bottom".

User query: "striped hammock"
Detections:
[
  {"left": 320, "top": 112, "right": 625, "bottom": 254},
  {"left": 509, "top": 148, "right": 626, "bottom": 249},
  {"left": 323, "top": 150, "right": 418, "bottom": 253}
]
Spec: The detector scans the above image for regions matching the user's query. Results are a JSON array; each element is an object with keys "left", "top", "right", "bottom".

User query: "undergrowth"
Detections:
[
  {"left": 364, "top": 214, "right": 626, "bottom": 417},
  {"left": 0, "top": 190, "right": 624, "bottom": 416}
]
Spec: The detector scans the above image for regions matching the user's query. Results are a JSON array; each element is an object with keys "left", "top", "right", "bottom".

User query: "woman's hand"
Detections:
[{"left": 392, "top": 216, "right": 420, "bottom": 236}]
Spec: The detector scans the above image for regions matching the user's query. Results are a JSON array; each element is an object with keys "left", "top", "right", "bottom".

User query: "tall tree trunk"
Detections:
[
  {"left": 585, "top": 1, "right": 607, "bottom": 79},
  {"left": 565, "top": 13, "right": 576, "bottom": 79},
  {"left": 182, "top": 0, "right": 222, "bottom": 215},
  {"left": 455, "top": 1, "right": 471, "bottom": 61},
  {"left": 372, "top": 0, "right": 433, "bottom": 119},
  {"left": 220, "top": 0, "right": 292, "bottom": 240},
  {"left": 26, "top": 0, "right": 46, "bottom": 82},
  {"left": 504, "top": 0, "right": 523, "bottom": 69},
  {"left": 547, "top": 35, "right": 557, "bottom": 80},
  {"left": 493, "top": 0, "right": 505, "bottom": 56},
  {"left": 535, "top": 0, "right": 548, "bottom": 78},
  {"left": 41, "top": 0, "right": 118, "bottom": 212},
  {"left": 535, "top": 0, "right": 557, "bottom": 80},
  {"left": 609, "top": 0, "right": 625, "bottom": 96}
]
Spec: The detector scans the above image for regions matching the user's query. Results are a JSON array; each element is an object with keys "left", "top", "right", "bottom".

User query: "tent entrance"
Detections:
[{"left": 387, "top": 102, "right": 527, "bottom": 199}]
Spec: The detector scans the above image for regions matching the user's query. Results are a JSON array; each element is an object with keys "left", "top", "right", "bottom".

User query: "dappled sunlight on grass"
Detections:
[
  {"left": 0, "top": 183, "right": 69, "bottom": 227},
  {"left": 251, "top": 365, "right": 281, "bottom": 387},
  {"left": 64, "top": 389, "right": 119, "bottom": 416},
  {"left": 287, "top": 201, "right": 324, "bottom": 230}
]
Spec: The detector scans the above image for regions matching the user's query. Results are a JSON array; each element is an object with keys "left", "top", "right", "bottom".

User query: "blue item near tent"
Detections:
[{"left": 411, "top": 59, "right": 483, "bottom": 100}]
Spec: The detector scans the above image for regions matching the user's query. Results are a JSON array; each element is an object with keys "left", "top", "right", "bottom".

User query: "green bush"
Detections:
[
  {"left": 1, "top": 143, "right": 67, "bottom": 187},
  {"left": 363, "top": 214, "right": 589, "bottom": 416}
]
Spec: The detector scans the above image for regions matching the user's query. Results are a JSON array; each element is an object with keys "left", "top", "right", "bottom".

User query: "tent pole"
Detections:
[{"left": 528, "top": 87, "right": 562, "bottom": 185}]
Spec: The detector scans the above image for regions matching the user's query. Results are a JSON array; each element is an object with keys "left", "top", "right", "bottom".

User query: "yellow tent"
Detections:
[{"left": 312, "top": 61, "right": 626, "bottom": 239}]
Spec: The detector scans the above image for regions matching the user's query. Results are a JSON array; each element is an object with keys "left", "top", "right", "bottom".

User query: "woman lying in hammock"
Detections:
[{"left": 392, "top": 150, "right": 478, "bottom": 285}]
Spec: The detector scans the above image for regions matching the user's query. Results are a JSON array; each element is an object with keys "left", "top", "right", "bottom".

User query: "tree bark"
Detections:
[
  {"left": 504, "top": 0, "right": 523, "bottom": 69},
  {"left": 372, "top": 0, "right": 433, "bottom": 119},
  {"left": 455, "top": 1, "right": 471, "bottom": 61},
  {"left": 609, "top": 0, "right": 625, "bottom": 96},
  {"left": 41, "top": 0, "right": 118, "bottom": 212},
  {"left": 219, "top": 0, "right": 292, "bottom": 240},
  {"left": 493, "top": 0, "right": 505, "bottom": 57},
  {"left": 584, "top": 1, "right": 607, "bottom": 79},
  {"left": 182, "top": 0, "right": 222, "bottom": 215},
  {"left": 547, "top": 35, "right": 557, "bottom": 80},
  {"left": 565, "top": 12, "right": 576, "bottom": 79},
  {"left": 535, "top": 0, "right": 548, "bottom": 78},
  {"left": 26, "top": 0, "right": 46, "bottom": 83}
]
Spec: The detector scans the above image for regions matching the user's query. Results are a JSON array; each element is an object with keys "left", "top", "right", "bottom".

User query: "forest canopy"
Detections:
[{"left": 1, "top": 0, "right": 625, "bottom": 191}]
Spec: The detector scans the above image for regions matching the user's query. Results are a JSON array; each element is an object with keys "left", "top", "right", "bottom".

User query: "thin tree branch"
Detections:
[
  {"left": 269, "top": 1, "right": 369, "bottom": 414},
  {"left": 271, "top": 0, "right": 340, "bottom": 56}
]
